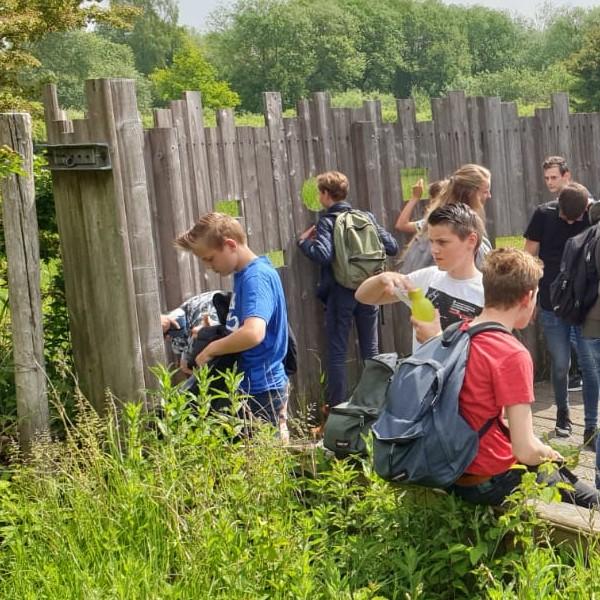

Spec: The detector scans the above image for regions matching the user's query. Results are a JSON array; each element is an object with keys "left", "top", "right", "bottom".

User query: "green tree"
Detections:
[
  {"left": 392, "top": 0, "right": 471, "bottom": 97},
  {"left": 207, "top": 0, "right": 368, "bottom": 111},
  {"left": 24, "top": 31, "right": 152, "bottom": 111},
  {"left": 100, "top": 0, "right": 185, "bottom": 75},
  {"left": 0, "top": 0, "right": 138, "bottom": 112},
  {"left": 150, "top": 41, "right": 239, "bottom": 109},
  {"left": 339, "top": 0, "right": 407, "bottom": 92},
  {"left": 569, "top": 24, "right": 600, "bottom": 111},
  {"left": 461, "top": 6, "right": 527, "bottom": 74}
]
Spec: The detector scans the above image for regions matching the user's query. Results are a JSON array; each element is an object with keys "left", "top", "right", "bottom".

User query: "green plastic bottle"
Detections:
[{"left": 408, "top": 288, "right": 435, "bottom": 322}]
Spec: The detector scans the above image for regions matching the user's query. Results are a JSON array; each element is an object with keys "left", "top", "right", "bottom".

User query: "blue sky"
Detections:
[{"left": 177, "top": 0, "right": 599, "bottom": 30}]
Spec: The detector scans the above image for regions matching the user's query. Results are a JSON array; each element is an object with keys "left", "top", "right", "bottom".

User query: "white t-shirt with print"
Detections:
[{"left": 405, "top": 266, "right": 484, "bottom": 352}]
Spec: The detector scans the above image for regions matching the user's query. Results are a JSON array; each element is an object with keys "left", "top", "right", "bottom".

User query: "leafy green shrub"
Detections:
[{"left": 0, "top": 369, "right": 599, "bottom": 598}]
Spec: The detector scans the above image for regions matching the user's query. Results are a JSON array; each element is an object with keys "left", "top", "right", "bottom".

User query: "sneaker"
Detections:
[
  {"left": 583, "top": 428, "right": 597, "bottom": 451},
  {"left": 567, "top": 375, "right": 583, "bottom": 392},
  {"left": 555, "top": 410, "right": 573, "bottom": 438}
]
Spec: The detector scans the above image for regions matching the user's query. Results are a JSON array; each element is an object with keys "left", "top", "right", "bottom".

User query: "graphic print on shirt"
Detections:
[
  {"left": 226, "top": 292, "right": 240, "bottom": 331},
  {"left": 426, "top": 286, "right": 482, "bottom": 330}
]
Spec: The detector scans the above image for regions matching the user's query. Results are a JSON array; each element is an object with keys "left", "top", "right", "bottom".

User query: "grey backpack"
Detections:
[
  {"left": 372, "top": 322, "right": 511, "bottom": 488},
  {"left": 323, "top": 353, "right": 398, "bottom": 458}
]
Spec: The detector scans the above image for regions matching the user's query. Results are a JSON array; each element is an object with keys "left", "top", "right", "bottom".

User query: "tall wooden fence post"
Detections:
[{"left": 0, "top": 113, "right": 49, "bottom": 448}]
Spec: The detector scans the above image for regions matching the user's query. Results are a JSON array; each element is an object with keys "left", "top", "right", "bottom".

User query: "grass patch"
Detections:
[{"left": 1, "top": 369, "right": 600, "bottom": 598}]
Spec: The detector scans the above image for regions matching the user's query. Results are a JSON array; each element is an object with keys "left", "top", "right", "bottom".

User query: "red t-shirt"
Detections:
[{"left": 459, "top": 324, "right": 535, "bottom": 476}]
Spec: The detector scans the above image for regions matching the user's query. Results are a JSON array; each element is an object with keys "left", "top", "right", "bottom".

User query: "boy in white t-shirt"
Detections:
[{"left": 356, "top": 203, "right": 485, "bottom": 350}]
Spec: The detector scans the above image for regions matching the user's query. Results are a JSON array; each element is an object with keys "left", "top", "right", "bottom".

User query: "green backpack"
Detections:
[
  {"left": 323, "top": 353, "right": 398, "bottom": 458},
  {"left": 331, "top": 209, "right": 387, "bottom": 289}
]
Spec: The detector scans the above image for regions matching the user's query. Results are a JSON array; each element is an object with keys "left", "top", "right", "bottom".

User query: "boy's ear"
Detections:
[{"left": 223, "top": 238, "right": 238, "bottom": 250}]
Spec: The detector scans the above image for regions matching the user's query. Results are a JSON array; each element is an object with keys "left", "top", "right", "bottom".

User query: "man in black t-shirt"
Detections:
[{"left": 525, "top": 176, "right": 599, "bottom": 441}]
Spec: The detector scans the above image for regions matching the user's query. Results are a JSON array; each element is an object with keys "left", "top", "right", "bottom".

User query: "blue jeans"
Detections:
[
  {"left": 246, "top": 386, "right": 289, "bottom": 427},
  {"left": 539, "top": 309, "right": 599, "bottom": 429},
  {"left": 451, "top": 465, "right": 600, "bottom": 508},
  {"left": 325, "top": 284, "right": 379, "bottom": 407}
]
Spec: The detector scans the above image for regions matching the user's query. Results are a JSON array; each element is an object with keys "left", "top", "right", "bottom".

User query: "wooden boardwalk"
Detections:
[{"left": 533, "top": 381, "right": 596, "bottom": 483}]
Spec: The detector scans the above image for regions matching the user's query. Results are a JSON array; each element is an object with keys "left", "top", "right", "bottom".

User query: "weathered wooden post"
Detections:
[
  {"left": 42, "top": 80, "right": 165, "bottom": 412},
  {"left": 0, "top": 113, "right": 49, "bottom": 448}
]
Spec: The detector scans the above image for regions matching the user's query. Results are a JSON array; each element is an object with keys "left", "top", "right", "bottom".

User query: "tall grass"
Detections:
[{"left": 1, "top": 372, "right": 600, "bottom": 598}]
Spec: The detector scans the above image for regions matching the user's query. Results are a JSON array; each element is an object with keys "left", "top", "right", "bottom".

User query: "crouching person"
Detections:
[
  {"left": 450, "top": 247, "right": 600, "bottom": 507},
  {"left": 174, "top": 213, "right": 289, "bottom": 438}
]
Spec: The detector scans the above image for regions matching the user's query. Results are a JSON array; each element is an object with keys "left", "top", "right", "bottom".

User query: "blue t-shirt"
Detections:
[{"left": 226, "top": 256, "right": 289, "bottom": 394}]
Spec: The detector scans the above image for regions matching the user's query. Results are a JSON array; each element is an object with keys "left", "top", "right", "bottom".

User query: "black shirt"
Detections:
[{"left": 524, "top": 200, "right": 591, "bottom": 310}]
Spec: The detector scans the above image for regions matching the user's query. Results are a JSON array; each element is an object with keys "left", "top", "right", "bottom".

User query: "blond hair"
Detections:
[
  {"left": 174, "top": 212, "right": 247, "bottom": 252},
  {"left": 431, "top": 164, "right": 491, "bottom": 217},
  {"left": 481, "top": 248, "right": 543, "bottom": 309}
]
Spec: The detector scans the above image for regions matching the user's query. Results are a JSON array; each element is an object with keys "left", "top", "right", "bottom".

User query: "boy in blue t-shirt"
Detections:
[{"left": 174, "top": 213, "right": 289, "bottom": 429}]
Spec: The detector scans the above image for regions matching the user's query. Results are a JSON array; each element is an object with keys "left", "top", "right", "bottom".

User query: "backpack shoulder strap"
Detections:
[{"left": 466, "top": 321, "right": 512, "bottom": 338}]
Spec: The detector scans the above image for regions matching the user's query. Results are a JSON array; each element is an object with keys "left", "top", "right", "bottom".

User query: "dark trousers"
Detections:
[
  {"left": 449, "top": 465, "right": 600, "bottom": 508},
  {"left": 325, "top": 284, "right": 379, "bottom": 407}
]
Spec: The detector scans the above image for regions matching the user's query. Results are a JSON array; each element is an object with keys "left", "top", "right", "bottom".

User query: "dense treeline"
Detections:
[{"left": 3, "top": 0, "right": 600, "bottom": 120}]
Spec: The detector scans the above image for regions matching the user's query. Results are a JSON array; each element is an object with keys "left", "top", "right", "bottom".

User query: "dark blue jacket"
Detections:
[{"left": 298, "top": 201, "right": 399, "bottom": 301}]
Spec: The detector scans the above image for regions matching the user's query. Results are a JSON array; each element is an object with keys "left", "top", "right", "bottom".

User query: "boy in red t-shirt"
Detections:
[{"left": 452, "top": 247, "right": 600, "bottom": 507}]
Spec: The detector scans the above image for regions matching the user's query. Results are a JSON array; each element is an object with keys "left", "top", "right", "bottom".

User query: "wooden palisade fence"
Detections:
[{"left": 43, "top": 81, "right": 600, "bottom": 413}]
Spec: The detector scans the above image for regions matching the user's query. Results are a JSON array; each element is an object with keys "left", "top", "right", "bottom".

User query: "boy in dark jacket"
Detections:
[{"left": 297, "top": 171, "right": 398, "bottom": 411}]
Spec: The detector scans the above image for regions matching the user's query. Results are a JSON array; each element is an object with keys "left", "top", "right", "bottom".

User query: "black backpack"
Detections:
[{"left": 550, "top": 223, "right": 600, "bottom": 325}]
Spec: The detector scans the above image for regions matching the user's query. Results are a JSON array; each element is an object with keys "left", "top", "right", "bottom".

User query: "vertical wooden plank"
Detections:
[
  {"left": 363, "top": 99, "right": 383, "bottom": 127},
  {"left": 143, "top": 129, "right": 165, "bottom": 309},
  {"left": 146, "top": 128, "right": 196, "bottom": 310},
  {"left": 416, "top": 121, "right": 440, "bottom": 182},
  {"left": 501, "top": 102, "right": 528, "bottom": 235},
  {"left": 310, "top": 92, "right": 337, "bottom": 171},
  {"left": 110, "top": 79, "right": 166, "bottom": 393},
  {"left": 478, "top": 96, "right": 510, "bottom": 239},
  {"left": 153, "top": 109, "right": 173, "bottom": 128},
  {"left": 183, "top": 91, "right": 213, "bottom": 217},
  {"left": 204, "top": 126, "right": 224, "bottom": 202},
  {"left": 236, "top": 126, "right": 266, "bottom": 255},
  {"left": 283, "top": 117, "right": 324, "bottom": 410},
  {"left": 253, "top": 127, "right": 281, "bottom": 251},
  {"left": 351, "top": 120, "right": 396, "bottom": 355},
  {"left": 431, "top": 96, "right": 454, "bottom": 177},
  {"left": 396, "top": 98, "right": 418, "bottom": 178},
  {"left": 265, "top": 92, "right": 310, "bottom": 412},
  {"left": 520, "top": 116, "right": 544, "bottom": 217},
  {"left": 551, "top": 92, "right": 572, "bottom": 161},
  {"left": 466, "top": 96, "right": 485, "bottom": 166},
  {"left": 83, "top": 78, "right": 148, "bottom": 408},
  {"left": 447, "top": 91, "right": 471, "bottom": 167},
  {"left": 216, "top": 108, "right": 242, "bottom": 200},
  {"left": 0, "top": 113, "right": 49, "bottom": 448},
  {"left": 331, "top": 108, "right": 353, "bottom": 181},
  {"left": 296, "top": 98, "right": 317, "bottom": 177},
  {"left": 169, "top": 100, "right": 195, "bottom": 223}
]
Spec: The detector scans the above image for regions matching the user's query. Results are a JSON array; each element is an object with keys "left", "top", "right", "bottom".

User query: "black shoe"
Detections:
[
  {"left": 555, "top": 410, "right": 572, "bottom": 438},
  {"left": 567, "top": 375, "right": 583, "bottom": 392},
  {"left": 583, "top": 428, "right": 597, "bottom": 451}
]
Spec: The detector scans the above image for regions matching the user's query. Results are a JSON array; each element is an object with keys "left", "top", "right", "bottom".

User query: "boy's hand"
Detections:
[
  {"left": 410, "top": 178, "right": 425, "bottom": 201},
  {"left": 195, "top": 346, "right": 214, "bottom": 368},
  {"left": 180, "top": 357, "right": 193, "bottom": 375},
  {"left": 299, "top": 225, "right": 316, "bottom": 242},
  {"left": 161, "top": 314, "right": 179, "bottom": 335},
  {"left": 411, "top": 309, "right": 441, "bottom": 344},
  {"left": 379, "top": 272, "right": 414, "bottom": 299}
]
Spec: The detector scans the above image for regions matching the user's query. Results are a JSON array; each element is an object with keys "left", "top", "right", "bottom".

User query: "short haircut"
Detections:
[
  {"left": 316, "top": 171, "right": 349, "bottom": 202},
  {"left": 426, "top": 202, "right": 485, "bottom": 251},
  {"left": 542, "top": 156, "right": 569, "bottom": 175},
  {"left": 481, "top": 248, "right": 543, "bottom": 309},
  {"left": 558, "top": 182, "right": 589, "bottom": 221},
  {"left": 174, "top": 212, "right": 247, "bottom": 252}
]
